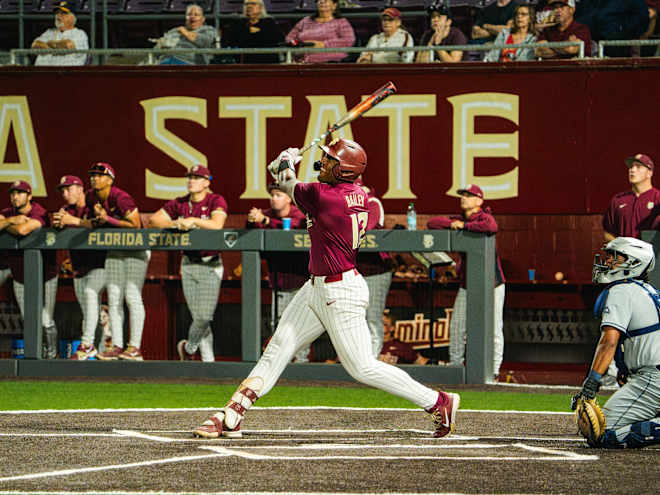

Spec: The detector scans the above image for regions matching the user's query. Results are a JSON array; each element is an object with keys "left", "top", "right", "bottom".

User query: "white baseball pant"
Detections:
[
  {"left": 247, "top": 269, "right": 438, "bottom": 409},
  {"left": 13, "top": 276, "right": 58, "bottom": 328},
  {"left": 449, "top": 284, "right": 506, "bottom": 377},
  {"left": 364, "top": 270, "right": 393, "bottom": 357},
  {"left": 73, "top": 267, "right": 106, "bottom": 347},
  {"left": 105, "top": 250, "right": 150, "bottom": 349}
]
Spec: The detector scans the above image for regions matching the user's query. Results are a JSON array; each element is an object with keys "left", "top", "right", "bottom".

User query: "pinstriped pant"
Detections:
[
  {"left": 0, "top": 268, "right": 10, "bottom": 288},
  {"left": 248, "top": 270, "right": 438, "bottom": 409},
  {"left": 449, "top": 284, "right": 506, "bottom": 376},
  {"left": 73, "top": 268, "right": 106, "bottom": 346},
  {"left": 13, "top": 276, "right": 58, "bottom": 329},
  {"left": 364, "top": 270, "right": 393, "bottom": 358},
  {"left": 181, "top": 256, "right": 223, "bottom": 362},
  {"left": 105, "top": 250, "right": 150, "bottom": 349}
]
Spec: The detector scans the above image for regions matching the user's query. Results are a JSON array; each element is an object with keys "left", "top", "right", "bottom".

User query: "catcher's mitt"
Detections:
[{"left": 575, "top": 397, "right": 606, "bottom": 447}]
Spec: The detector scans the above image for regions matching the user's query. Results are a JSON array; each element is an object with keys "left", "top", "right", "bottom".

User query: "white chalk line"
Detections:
[{"left": 0, "top": 492, "right": 472, "bottom": 495}]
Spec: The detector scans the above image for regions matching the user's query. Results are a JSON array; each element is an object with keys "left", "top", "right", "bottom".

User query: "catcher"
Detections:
[{"left": 572, "top": 237, "right": 660, "bottom": 448}]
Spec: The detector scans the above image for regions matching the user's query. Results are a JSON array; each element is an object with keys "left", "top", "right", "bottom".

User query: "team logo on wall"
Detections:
[
  {"left": 423, "top": 234, "right": 434, "bottom": 249},
  {"left": 224, "top": 231, "right": 238, "bottom": 248},
  {"left": 45, "top": 232, "right": 56, "bottom": 246}
]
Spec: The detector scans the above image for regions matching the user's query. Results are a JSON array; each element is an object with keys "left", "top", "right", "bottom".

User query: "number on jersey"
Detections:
[{"left": 350, "top": 212, "right": 369, "bottom": 249}]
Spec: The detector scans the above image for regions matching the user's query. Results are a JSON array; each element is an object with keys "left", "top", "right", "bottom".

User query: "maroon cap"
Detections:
[
  {"left": 88, "top": 162, "right": 116, "bottom": 179},
  {"left": 625, "top": 153, "right": 654, "bottom": 171},
  {"left": 186, "top": 164, "right": 212, "bottom": 180},
  {"left": 267, "top": 181, "right": 283, "bottom": 193},
  {"left": 57, "top": 175, "right": 83, "bottom": 189},
  {"left": 457, "top": 184, "right": 484, "bottom": 198},
  {"left": 9, "top": 180, "right": 31, "bottom": 194},
  {"left": 381, "top": 7, "right": 402, "bottom": 19}
]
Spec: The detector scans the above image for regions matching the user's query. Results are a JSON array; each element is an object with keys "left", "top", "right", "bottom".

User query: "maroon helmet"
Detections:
[{"left": 320, "top": 138, "right": 367, "bottom": 183}]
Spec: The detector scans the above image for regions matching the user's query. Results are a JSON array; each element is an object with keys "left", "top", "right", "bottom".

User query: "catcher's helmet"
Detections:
[
  {"left": 592, "top": 237, "right": 655, "bottom": 283},
  {"left": 320, "top": 138, "right": 367, "bottom": 183}
]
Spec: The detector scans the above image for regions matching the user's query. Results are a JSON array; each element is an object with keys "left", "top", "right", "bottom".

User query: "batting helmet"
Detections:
[{"left": 320, "top": 138, "right": 367, "bottom": 183}]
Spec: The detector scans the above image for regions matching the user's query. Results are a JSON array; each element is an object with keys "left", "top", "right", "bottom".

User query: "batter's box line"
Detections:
[{"left": 200, "top": 443, "right": 599, "bottom": 461}]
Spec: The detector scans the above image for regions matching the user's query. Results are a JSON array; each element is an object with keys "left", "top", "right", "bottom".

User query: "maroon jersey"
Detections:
[
  {"left": 62, "top": 202, "right": 106, "bottom": 277},
  {"left": 1, "top": 202, "right": 58, "bottom": 283},
  {"left": 380, "top": 339, "right": 418, "bottom": 364},
  {"left": 162, "top": 192, "right": 228, "bottom": 259},
  {"left": 602, "top": 188, "right": 660, "bottom": 239},
  {"left": 538, "top": 20, "right": 592, "bottom": 57},
  {"left": 294, "top": 181, "right": 369, "bottom": 276},
  {"left": 246, "top": 205, "right": 308, "bottom": 290},
  {"left": 86, "top": 186, "right": 138, "bottom": 224},
  {"left": 357, "top": 189, "right": 391, "bottom": 276},
  {"left": 428, "top": 207, "right": 505, "bottom": 288}
]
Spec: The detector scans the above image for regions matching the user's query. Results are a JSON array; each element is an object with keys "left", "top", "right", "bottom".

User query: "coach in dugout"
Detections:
[{"left": 31, "top": 1, "right": 88, "bottom": 66}]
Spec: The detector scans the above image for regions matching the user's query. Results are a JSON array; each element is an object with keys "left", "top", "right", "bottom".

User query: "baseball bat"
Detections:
[{"left": 278, "top": 81, "right": 397, "bottom": 172}]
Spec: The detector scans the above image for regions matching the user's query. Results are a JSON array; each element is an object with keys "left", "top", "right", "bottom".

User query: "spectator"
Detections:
[
  {"left": 575, "top": 0, "right": 649, "bottom": 57},
  {"left": 427, "top": 184, "right": 506, "bottom": 382},
  {"left": 471, "top": 0, "right": 520, "bottom": 43},
  {"left": 86, "top": 162, "right": 150, "bottom": 361},
  {"left": 222, "top": 0, "right": 284, "bottom": 64},
  {"left": 149, "top": 165, "right": 228, "bottom": 363},
  {"left": 357, "top": 8, "right": 414, "bottom": 64},
  {"left": 0, "top": 181, "right": 59, "bottom": 359},
  {"left": 31, "top": 1, "right": 88, "bottom": 66},
  {"left": 285, "top": 0, "right": 356, "bottom": 63},
  {"left": 535, "top": 0, "right": 592, "bottom": 59},
  {"left": 379, "top": 311, "right": 429, "bottom": 365},
  {"left": 416, "top": 4, "right": 468, "bottom": 63},
  {"left": 244, "top": 182, "right": 308, "bottom": 360},
  {"left": 52, "top": 175, "right": 107, "bottom": 361},
  {"left": 484, "top": 4, "right": 538, "bottom": 62},
  {"left": 640, "top": 2, "right": 658, "bottom": 56},
  {"left": 156, "top": 4, "right": 216, "bottom": 65}
]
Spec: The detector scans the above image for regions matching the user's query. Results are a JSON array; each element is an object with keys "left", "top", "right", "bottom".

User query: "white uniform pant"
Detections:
[
  {"left": 248, "top": 269, "right": 438, "bottom": 409},
  {"left": 73, "top": 268, "right": 106, "bottom": 347},
  {"left": 449, "top": 284, "right": 506, "bottom": 377},
  {"left": 105, "top": 250, "right": 150, "bottom": 349},
  {"left": 13, "top": 276, "right": 58, "bottom": 329},
  {"left": 364, "top": 270, "right": 393, "bottom": 358}
]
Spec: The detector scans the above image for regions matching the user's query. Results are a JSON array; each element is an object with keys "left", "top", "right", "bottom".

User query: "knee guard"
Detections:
[{"left": 624, "top": 421, "right": 660, "bottom": 449}]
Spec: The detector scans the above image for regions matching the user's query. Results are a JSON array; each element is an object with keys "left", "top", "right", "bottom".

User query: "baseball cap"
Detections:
[
  {"left": 88, "top": 162, "right": 116, "bottom": 179},
  {"left": 54, "top": 1, "right": 76, "bottom": 14},
  {"left": 57, "top": 175, "right": 83, "bottom": 189},
  {"left": 186, "top": 164, "right": 212, "bottom": 180},
  {"left": 548, "top": 0, "right": 575, "bottom": 7},
  {"left": 457, "top": 184, "right": 484, "bottom": 198},
  {"left": 427, "top": 2, "right": 451, "bottom": 18},
  {"left": 267, "top": 181, "right": 283, "bottom": 193},
  {"left": 9, "top": 180, "right": 32, "bottom": 194},
  {"left": 381, "top": 7, "right": 401, "bottom": 19},
  {"left": 625, "top": 153, "right": 654, "bottom": 171}
]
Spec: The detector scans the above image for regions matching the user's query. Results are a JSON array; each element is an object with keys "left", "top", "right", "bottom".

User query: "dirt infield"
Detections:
[{"left": 0, "top": 401, "right": 658, "bottom": 495}]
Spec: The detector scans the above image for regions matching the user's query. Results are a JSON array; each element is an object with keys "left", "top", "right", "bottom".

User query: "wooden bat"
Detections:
[{"left": 278, "top": 81, "right": 397, "bottom": 172}]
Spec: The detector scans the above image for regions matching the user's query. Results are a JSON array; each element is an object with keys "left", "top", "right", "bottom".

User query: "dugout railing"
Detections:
[{"left": 1, "top": 228, "right": 496, "bottom": 384}]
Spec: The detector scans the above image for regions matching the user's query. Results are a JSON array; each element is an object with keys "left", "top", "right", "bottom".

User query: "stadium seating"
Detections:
[
  {"left": 219, "top": 0, "right": 243, "bottom": 13},
  {"left": 79, "top": 0, "right": 124, "bottom": 13},
  {"left": 124, "top": 0, "right": 165, "bottom": 12},
  {"left": 0, "top": 0, "right": 36, "bottom": 12},
  {"left": 165, "top": 0, "right": 212, "bottom": 12},
  {"left": 264, "top": 0, "right": 300, "bottom": 13}
]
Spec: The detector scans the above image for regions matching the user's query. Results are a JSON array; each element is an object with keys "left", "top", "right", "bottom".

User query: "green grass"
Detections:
[{"left": 0, "top": 380, "right": 589, "bottom": 412}]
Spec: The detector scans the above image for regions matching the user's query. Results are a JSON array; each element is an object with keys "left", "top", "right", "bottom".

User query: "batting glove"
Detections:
[{"left": 268, "top": 148, "right": 301, "bottom": 179}]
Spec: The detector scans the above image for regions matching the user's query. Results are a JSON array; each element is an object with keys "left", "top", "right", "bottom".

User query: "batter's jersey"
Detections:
[
  {"left": 602, "top": 188, "right": 660, "bottom": 239},
  {"left": 294, "top": 181, "right": 368, "bottom": 276},
  {"left": 357, "top": 189, "right": 390, "bottom": 276},
  {"left": 161, "top": 192, "right": 228, "bottom": 259},
  {"left": 0, "top": 202, "right": 58, "bottom": 283},
  {"left": 62, "top": 202, "right": 106, "bottom": 277},
  {"left": 600, "top": 280, "right": 660, "bottom": 370}
]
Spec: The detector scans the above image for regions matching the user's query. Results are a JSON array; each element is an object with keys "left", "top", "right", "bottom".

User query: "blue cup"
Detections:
[
  {"left": 528, "top": 268, "right": 536, "bottom": 282},
  {"left": 72, "top": 340, "right": 81, "bottom": 354},
  {"left": 282, "top": 217, "right": 291, "bottom": 230},
  {"left": 11, "top": 338, "right": 24, "bottom": 359}
]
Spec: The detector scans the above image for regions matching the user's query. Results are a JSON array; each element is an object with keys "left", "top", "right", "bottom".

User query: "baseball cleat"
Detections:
[
  {"left": 177, "top": 340, "right": 197, "bottom": 361},
  {"left": 118, "top": 345, "right": 143, "bottom": 361},
  {"left": 429, "top": 391, "right": 460, "bottom": 438},
  {"left": 193, "top": 411, "right": 242, "bottom": 439},
  {"left": 96, "top": 345, "right": 123, "bottom": 361},
  {"left": 69, "top": 343, "right": 97, "bottom": 360}
]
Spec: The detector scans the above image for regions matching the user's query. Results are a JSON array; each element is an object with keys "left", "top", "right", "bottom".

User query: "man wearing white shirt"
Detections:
[
  {"left": 357, "top": 8, "right": 414, "bottom": 64},
  {"left": 31, "top": 1, "right": 88, "bottom": 66}
]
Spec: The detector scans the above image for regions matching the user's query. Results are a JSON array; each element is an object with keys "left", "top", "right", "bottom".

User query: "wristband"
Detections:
[{"left": 587, "top": 369, "right": 602, "bottom": 382}]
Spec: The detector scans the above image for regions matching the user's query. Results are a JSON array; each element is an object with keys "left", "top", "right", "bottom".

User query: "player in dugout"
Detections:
[{"left": 192, "top": 138, "right": 459, "bottom": 439}]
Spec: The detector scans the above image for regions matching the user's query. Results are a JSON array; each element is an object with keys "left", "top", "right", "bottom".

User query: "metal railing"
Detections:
[
  {"left": 7, "top": 40, "right": 586, "bottom": 65},
  {"left": 598, "top": 39, "right": 660, "bottom": 58}
]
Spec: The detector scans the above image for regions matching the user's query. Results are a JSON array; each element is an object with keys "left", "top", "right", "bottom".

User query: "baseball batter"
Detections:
[
  {"left": 86, "top": 163, "right": 150, "bottom": 361},
  {"left": 427, "top": 184, "right": 506, "bottom": 381},
  {"left": 572, "top": 237, "right": 660, "bottom": 448},
  {"left": 52, "top": 175, "right": 107, "bottom": 360},
  {"left": 193, "top": 139, "right": 459, "bottom": 439},
  {"left": 0, "top": 180, "right": 59, "bottom": 358},
  {"left": 149, "top": 165, "right": 228, "bottom": 362}
]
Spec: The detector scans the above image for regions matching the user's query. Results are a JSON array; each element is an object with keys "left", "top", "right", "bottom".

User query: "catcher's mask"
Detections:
[
  {"left": 319, "top": 138, "right": 367, "bottom": 183},
  {"left": 592, "top": 237, "right": 655, "bottom": 283}
]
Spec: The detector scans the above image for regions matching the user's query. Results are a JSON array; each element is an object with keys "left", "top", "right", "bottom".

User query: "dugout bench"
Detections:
[{"left": 4, "top": 228, "right": 496, "bottom": 385}]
